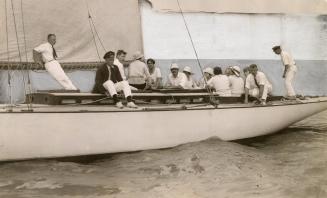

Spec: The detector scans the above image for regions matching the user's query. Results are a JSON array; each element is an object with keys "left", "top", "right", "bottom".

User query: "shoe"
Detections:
[
  {"left": 115, "top": 101, "right": 124, "bottom": 109},
  {"left": 127, "top": 102, "right": 138, "bottom": 108}
]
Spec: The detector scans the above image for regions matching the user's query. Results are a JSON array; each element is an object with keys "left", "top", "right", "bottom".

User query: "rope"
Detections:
[
  {"left": 9, "top": 0, "right": 33, "bottom": 111},
  {"left": 84, "top": 0, "right": 101, "bottom": 61},
  {"left": 20, "top": 0, "right": 33, "bottom": 109},
  {"left": 4, "top": 0, "right": 13, "bottom": 110},
  {"left": 176, "top": 0, "right": 217, "bottom": 107}
]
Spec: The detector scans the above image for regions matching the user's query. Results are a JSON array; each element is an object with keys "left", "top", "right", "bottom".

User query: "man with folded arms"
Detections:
[{"left": 33, "top": 34, "right": 77, "bottom": 90}]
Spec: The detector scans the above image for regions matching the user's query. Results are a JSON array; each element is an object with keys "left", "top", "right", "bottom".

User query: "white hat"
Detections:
[
  {"left": 133, "top": 51, "right": 144, "bottom": 60},
  {"left": 203, "top": 67, "right": 214, "bottom": 75},
  {"left": 183, "top": 66, "right": 193, "bottom": 74},
  {"left": 231, "top": 66, "right": 241, "bottom": 77},
  {"left": 170, "top": 63, "right": 179, "bottom": 70}
]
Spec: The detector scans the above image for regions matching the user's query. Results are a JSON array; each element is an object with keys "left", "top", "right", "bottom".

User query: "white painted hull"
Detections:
[{"left": 1, "top": 97, "right": 327, "bottom": 161}]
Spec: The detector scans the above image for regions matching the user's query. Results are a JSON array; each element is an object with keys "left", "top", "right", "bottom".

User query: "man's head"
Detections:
[
  {"left": 147, "top": 58, "right": 155, "bottom": 69},
  {"left": 47, "top": 34, "right": 56, "bottom": 45},
  {"left": 170, "top": 63, "right": 179, "bottom": 78},
  {"left": 224, "top": 67, "right": 232, "bottom": 76},
  {"left": 243, "top": 67, "right": 250, "bottom": 77},
  {"left": 249, "top": 64, "right": 258, "bottom": 75},
  {"left": 213, "top": 67, "right": 222, "bottom": 75},
  {"left": 272, "top": 45, "right": 281, "bottom": 54},
  {"left": 116, "top": 50, "right": 127, "bottom": 62},
  {"left": 133, "top": 51, "right": 144, "bottom": 62},
  {"left": 103, "top": 51, "right": 115, "bottom": 66}
]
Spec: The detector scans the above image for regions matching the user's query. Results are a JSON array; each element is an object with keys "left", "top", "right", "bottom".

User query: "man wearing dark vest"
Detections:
[{"left": 92, "top": 51, "right": 137, "bottom": 109}]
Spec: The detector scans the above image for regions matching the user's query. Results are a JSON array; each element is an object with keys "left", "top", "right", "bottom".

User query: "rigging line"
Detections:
[
  {"left": 176, "top": 0, "right": 217, "bottom": 106},
  {"left": 20, "top": 0, "right": 33, "bottom": 109},
  {"left": 88, "top": 14, "right": 101, "bottom": 61},
  {"left": 84, "top": 0, "right": 101, "bottom": 61},
  {"left": 4, "top": 0, "right": 13, "bottom": 108},
  {"left": 89, "top": 16, "right": 106, "bottom": 52},
  {"left": 9, "top": 0, "right": 31, "bottom": 110}
]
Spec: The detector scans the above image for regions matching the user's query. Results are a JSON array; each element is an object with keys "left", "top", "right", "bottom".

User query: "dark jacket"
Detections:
[{"left": 92, "top": 63, "right": 123, "bottom": 93}]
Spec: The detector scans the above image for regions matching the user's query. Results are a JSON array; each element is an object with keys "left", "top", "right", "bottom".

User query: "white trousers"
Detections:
[
  {"left": 249, "top": 85, "right": 272, "bottom": 100},
  {"left": 45, "top": 60, "right": 77, "bottom": 90},
  {"left": 102, "top": 80, "right": 131, "bottom": 98},
  {"left": 285, "top": 67, "right": 296, "bottom": 97}
]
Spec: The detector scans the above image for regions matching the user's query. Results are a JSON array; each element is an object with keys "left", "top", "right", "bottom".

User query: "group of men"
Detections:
[{"left": 33, "top": 34, "right": 297, "bottom": 108}]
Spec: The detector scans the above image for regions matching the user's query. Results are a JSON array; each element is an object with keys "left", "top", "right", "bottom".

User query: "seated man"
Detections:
[
  {"left": 92, "top": 51, "right": 137, "bottom": 109},
  {"left": 207, "top": 67, "right": 231, "bottom": 96},
  {"left": 229, "top": 66, "right": 244, "bottom": 96},
  {"left": 182, "top": 66, "right": 198, "bottom": 89},
  {"left": 165, "top": 63, "right": 187, "bottom": 89},
  {"left": 244, "top": 64, "right": 272, "bottom": 105},
  {"left": 128, "top": 51, "right": 151, "bottom": 90},
  {"left": 33, "top": 34, "right": 77, "bottom": 90}
]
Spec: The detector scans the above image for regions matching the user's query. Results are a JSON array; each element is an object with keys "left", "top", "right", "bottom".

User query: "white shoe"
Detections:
[
  {"left": 127, "top": 102, "right": 138, "bottom": 108},
  {"left": 115, "top": 102, "right": 124, "bottom": 109}
]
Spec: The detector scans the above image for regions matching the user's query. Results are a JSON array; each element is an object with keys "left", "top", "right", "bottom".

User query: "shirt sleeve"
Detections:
[
  {"left": 156, "top": 68, "right": 162, "bottom": 78},
  {"left": 179, "top": 73, "right": 187, "bottom": 88},
  {"left": 256, "top": 72, "right": 266, "bottom": 86},
  {"left": 207, "top": 78, "right": 213, "bottom": 87},
  {"left": 34, "top": 43, "right": 46, "bottom": 53},
  {"left": 245, "top": 75, "right": 251, "bottom": 89},
  {"left": 143, "top": 64, "right": 151, "bottom": 78},
  {"left": 281, "top": 52, "right": 291, "bottom": 66}
]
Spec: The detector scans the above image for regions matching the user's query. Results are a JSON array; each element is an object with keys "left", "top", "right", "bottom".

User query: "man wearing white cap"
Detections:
[
  {"left": 272, "top": 46, "right": 297, "bottom": 99},
  {"left": 199, "top": 67, "right": 214, "bottom": 88},
  {"left": 229, "top": 66, "right": 244, "bottom": 96},
  {"left": 165, "top": 63, "right": 187, "bottom": 89},
  {"left": 33, "top": 34, "right": 77, "bottom": 90},
  {"left": 182, "top": 66, "right": 198, "bottom": 89},
  {"left": 128, "top": 51, "right": 150, "bottom": 90}
]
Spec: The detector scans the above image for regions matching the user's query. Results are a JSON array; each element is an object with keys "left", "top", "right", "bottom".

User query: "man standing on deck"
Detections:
[
  {"left": 272, "top": 46, "right": 297, "bottom": 100},
  {"left": 92, "top": 51, "right": 137, "bottom": 109},
  {"left": 244, "top": 64, "right": 272, "bottom": 105},
  {"left": 33, "top": 34, "right": 78, "bottom": 90}
]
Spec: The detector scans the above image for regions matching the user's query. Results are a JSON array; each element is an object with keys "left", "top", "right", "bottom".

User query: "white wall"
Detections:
[{"left": 140, "top": 1, "right": 327, "bottom": 60}]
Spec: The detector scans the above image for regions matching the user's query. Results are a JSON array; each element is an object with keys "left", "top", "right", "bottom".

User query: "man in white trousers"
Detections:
[
  {"left": 92, "top": 51, "right": 137, "bottom": 109},
  {"left": 272, "top": 46, "right": 297, "bottom": 100},
  {"left": 244, "top": 64, "right": 272, "bottom": 105},
  {"left": 33, "top": 34, "right": 77, "bottom": 90}
]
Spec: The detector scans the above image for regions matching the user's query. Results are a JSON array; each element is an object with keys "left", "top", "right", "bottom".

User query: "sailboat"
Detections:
[{"left": 0, "top": 0, "right": 327, "bottom": 162}]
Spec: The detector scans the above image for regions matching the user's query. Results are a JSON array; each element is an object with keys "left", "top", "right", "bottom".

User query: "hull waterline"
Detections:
[{"left": 1, "top": 97, "right": 327, "bottom": 161}]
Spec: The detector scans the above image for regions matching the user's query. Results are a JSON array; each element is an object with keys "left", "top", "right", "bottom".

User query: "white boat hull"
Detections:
[{"left": 1, "top": 97, "right": 327, "bottom": 161}]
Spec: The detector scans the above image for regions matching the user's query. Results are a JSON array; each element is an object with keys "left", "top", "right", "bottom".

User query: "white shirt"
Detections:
[
  {"left": 128, "top": 60, "right": 150, "bottom": 84},
  {"left": 114, "top": 58, "right": 126, "bottom": 80},
  {"left": 245, "top": 72, "right": 272, "bottom": 90},
  {"left": 183, "top": 76, "right": 198, "bottom": 89},
  {"left": 281, "top": 50, "right": 297, "bottom": 71},
  {"left": 149, "top": 67, "right": 162, "bottom": 83},
  {"left": 34, "top": 42, "right": 55, "bottom": 63},
  {"left": 207, "top": 74, "right": 231, "bottom": 96},
  {"left": 229, "top": 75, "right": 244, "bottom": 96},
  {"left": 167, "top": 72, "right": 187, "bottom": 88}
]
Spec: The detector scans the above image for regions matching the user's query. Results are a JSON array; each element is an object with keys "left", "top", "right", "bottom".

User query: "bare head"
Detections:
[
  {"left": 103, "top": 51, "right": 115, "bottom": 66},
  {"left": 116, "top": 50, "right": 127, "bottom": 62},
  {"left": 213, "top": 67, "right": 222, "bottom": 75},
  {"left": 249, "top": 64, "right": 258, "bottom": 75},
  {"left": 147, "top": 58, "right": 155, "bottom": 69},
  {"left": 243, "top": 67, "right": 250, "bottom": 77},
  {"left": 47, "top": 34, "right": 56, "bottom": 45},
  {"left": 272, "top": 45, "right": 281, "bottom": 55},
  {"left": 224, "top": 67, "right": 232, "bottom": 76}
]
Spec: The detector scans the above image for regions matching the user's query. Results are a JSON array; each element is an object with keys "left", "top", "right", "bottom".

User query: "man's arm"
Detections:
[{"left": 33, "top": 49, "right": 44, "bottom": 66}]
